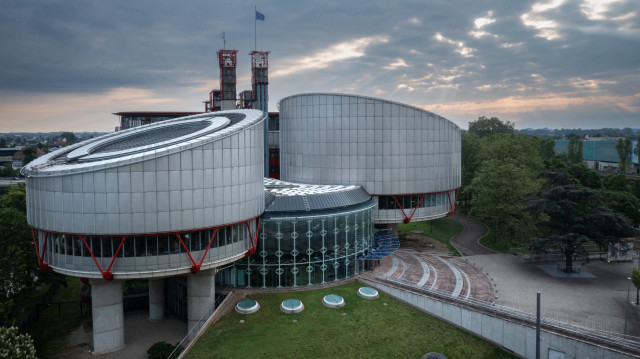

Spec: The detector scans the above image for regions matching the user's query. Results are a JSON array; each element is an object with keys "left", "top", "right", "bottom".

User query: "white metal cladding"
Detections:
[
  {"left": 23, "top": 110, "right": 266, "bottom": 235},
  {"left": 278, "top": 94, "right": 461, "bottom": 196}
]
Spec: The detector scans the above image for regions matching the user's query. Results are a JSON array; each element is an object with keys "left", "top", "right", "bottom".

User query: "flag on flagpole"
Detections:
[{"left": 256, "top": 10, "right": 265, "bottom": 21}]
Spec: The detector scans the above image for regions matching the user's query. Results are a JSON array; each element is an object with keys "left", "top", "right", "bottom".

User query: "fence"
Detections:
[
  {"left": 17, "top": 281, "right": 61, "bottom": 333},
  {"left": 167, "top": 292, "right": 229, "bottom": 359},
  {"left": 362, "top": 275, "right": 640, "bottom": 358},
  {"left": 510, "top": 244, "right": 613, "bottom": 263}
]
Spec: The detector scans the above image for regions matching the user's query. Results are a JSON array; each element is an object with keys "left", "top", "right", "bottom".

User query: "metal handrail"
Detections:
[
  {"left": 371, "top": 274, "right": 640, "bottom": 355},
  {"left": 167, "top": 293, "right": 228, "bottom": 359}
]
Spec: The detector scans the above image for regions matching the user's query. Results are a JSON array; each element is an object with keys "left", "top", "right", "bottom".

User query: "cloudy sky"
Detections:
[{"left": 1, "top": 0, "right": 639, "bottom": 132}]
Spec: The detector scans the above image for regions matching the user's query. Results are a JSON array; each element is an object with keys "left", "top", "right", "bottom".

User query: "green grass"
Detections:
[
  {"left": 398, "top": 217, "right": 463, "bottom": 256},
  {"left": 187, "top": 282, "right": 516, "bottom": 359},
  {"left": 29, "top": 276, "right": 85, "bottom": 359},
  {"left": 478, "top": 226, "right": 511, "bottom": 253}
]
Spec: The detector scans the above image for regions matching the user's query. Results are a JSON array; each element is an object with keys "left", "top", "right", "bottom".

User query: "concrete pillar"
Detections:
[
  {"left": 187, "top": 269, "right": 216, "bottom": 336},
  {"left": 148, "top": 279, "right": 165, "bottom": 322},
  {"left": 89, "top": 279, "right": 125, "bottom": 354}
]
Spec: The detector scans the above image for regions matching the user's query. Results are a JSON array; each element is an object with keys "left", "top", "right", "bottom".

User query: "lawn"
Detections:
[
  {"left": 187, "top": 282, "right": 516, "bottom": 359},
  {"left": 398, "top": 217, "right": 463, "bottom": 256},
  {"left": 29, "top": 276, "right": 86, "bottom": 359},
  {"left": 478, "top": 229, "right": 510, "bottom": 254}
]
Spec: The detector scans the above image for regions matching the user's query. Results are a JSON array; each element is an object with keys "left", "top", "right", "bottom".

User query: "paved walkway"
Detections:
[
  {"left": 69, "top": 311, "right": 186, "bottom": 359},
  {"left": 449, "top": 214, "right": 496, "bottom": 256},
  {"left": 382, "top": 215, "right": 640, "bottom": 337},
  {"left": 468, "top": 253, "right": 640, "bottom": 336}
]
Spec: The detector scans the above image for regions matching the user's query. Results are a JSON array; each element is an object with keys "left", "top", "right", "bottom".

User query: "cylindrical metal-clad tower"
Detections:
[
  {"left": 22, "top": 110, "right": 265, "bottom": 353},
  {"left": 23, "top": 109, "right": 265, "bottom": 280},
  {"left": 278, "top": 93, "right": 461, "bottom": 224}
]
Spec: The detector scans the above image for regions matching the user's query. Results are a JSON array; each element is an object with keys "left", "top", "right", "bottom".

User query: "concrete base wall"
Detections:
[
  {"left": 90, "top": 279, "right": 125, "bottom": 354},
  {"left": 149, "top": 279, "right": 165, "bottom": 321},
  {"left": 187, "top": 269, "right": 216, "bottom": 336},
  {"left": 361, "top": 279, "right": 635, "bottom": 359}
]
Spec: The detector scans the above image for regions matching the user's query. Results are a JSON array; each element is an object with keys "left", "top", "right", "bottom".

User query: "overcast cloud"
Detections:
[{"left": 0, "top": 0, "right": 638, "bottom": 132}]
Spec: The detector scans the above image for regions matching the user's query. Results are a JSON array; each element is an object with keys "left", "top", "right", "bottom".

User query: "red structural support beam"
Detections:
[
  {"left": 196, "top": 228, "right": 219, "bottom": 270},
  {"left": 106, "top": 237, "right": 127, "bottom": 275},
  {"left": 244, "top": 216, "right": 261, "bottom": 257},
  {"left": 78, "top": 235, "right": 111, "bottom": 280},
  {"left": 31, "top": 229, "right": 51, "bottom": 272},
  {"left": 390, "top": 193, "right": 427, "bottom": 224},
  {"left": 377, "top": 189, "right": 459, "bottom": 223},
  {"left": 30, "top": 215, "right": 262, "bottom": 279},
  {"left": 446, "top": 189, "right": 459, "bottom": 216}
]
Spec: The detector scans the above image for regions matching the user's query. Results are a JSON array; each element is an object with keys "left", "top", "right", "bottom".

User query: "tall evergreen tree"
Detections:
[
  {"left": 528, "top": 170, "right": 634, "bottom": 272},
  {"left": 567, "top": 137, "right": 583, "bottom": 165},
  {"left": 616, "top": 138, "right": 632, "bottom": 174}
]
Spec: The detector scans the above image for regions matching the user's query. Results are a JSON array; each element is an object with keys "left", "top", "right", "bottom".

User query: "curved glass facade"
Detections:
[{"left": 231, "top": 204, "right": 375, "bottom": 288}]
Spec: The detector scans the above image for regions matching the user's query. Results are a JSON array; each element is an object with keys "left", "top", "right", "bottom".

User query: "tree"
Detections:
[
  {"left": 602, "top": 190, "right": 640, "bottom": 226},
  {"left": 567, "top": 164, "right": 601, "bottom": 189},
  {"left": 535, "top": 137, "right": 556, "bottom": 161},
  {"left": 633, "top": 268, "right": 640, "bottom": 306},
  {"left": 603, "top": 174, "right": 631, "bottom": 193},
  {"left": 528, "top": 171, "right": 634, "bottom": 272},
  {"left": 60, "top": 132, "right": 77, "bottom": 145},
  {"left": 0, "top": 183, "right": 26, "bottom": 213},
  {"left": 469, "top": 158, "right": 540, "bottom": 247},
  {"left": 461, "top": 132, "right": 482, "bottom": 188},
  {"left": 21, "top": 147, "right": 38, "bottom": 167},
  {"left": 0, "top": 166, "right": 18, "bottom": 178},
  {"left": 0, "top": 184, "right": 65, "bottom": 326},
  {"left": 632, "top": 179, "right": 640, "bottom": 200},
  {"left": 616, "top": 138, "right": 632, "bottom": 174},
  {"left": 0, "top": 326, "right": 36, "bottom": 359},
  {"left": 465, "top": 133, "right": 543, "bottom": 247},
  {"left": 567, "top": 137, "right": 583, "bottom": 165},
  {"left": 468, "top": 116, "right": 514, "bottom": 138},
  {"left": 460, "top": 132, "right": 482, "bottom": 213},
  {"left": 478, "top": 133, "right": 544, "bottom": 171},
  {"left": 0, "top": 207, "right": 38, "bottom": 325},
  {"left": 36, "top": 141, "right": 49, "bottom": 153}
]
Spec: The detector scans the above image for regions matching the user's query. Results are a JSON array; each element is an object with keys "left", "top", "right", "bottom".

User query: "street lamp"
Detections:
[{"left": 624, "top": 276, "right": 631, "bottom": 336}]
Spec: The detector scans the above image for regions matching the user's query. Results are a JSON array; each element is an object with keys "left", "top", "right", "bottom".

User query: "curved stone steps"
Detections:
[{"left": 373, "top": 250, "right": 494, "bottom": 302}]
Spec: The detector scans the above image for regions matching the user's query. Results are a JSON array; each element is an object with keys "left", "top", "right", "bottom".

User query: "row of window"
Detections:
[
  {"left": 43, "top": 221, "right": 256, "bottom": 258},
  {"left": 377, "top": 192, "right": 450, "bottom": 210}
]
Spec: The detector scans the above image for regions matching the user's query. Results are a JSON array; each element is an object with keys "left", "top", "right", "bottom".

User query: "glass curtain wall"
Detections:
[{"left": 232, "top": 206, "right": 375, "bottom": 289}]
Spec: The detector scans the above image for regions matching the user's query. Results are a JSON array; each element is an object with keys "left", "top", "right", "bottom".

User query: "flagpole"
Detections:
[{"left": 254, "top": 5, "right": 257, "bottom": 51}]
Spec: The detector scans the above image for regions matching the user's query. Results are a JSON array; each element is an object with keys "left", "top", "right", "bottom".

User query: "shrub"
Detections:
[
  {"left": 147, "top": 341, "right": 179, "bottom": 359},
  {"left": 0, "top": 326, "right": 37, "bottom": 359}
]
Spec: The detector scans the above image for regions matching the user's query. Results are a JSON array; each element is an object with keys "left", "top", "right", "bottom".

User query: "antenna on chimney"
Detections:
[{"left": 221, "top": 32, "right": 226, "bottom": 49}]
